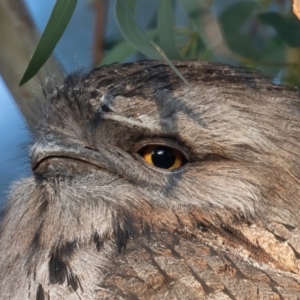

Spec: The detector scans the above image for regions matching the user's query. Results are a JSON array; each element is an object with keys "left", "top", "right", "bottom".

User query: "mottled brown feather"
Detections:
[{"left": 1, "top": 61, "right": 300, "bottom": 299}]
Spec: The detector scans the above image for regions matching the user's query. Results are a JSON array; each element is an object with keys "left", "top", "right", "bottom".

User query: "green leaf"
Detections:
[
  {"left": 220, "top": 1, "right": 256, "bottom": 32},
  {"left": 257, "top": 36, "right": 285, "bottom": 77},
  {"left": 115, "top": 0, "right": 189, "bottom": 84},
  {"left": 219, "top": 1, "right": 258, "bottom": 59},
  {"left": 100, "top": 40, "right": 136, "bottom": 66},
  {"left": 115, "top": 0, "right": 161, "bottom": 59},
  {"left": 187, "top": 35, "right": 208, "bottom": 59},
  {"left": 177, "top": 0, "right": 204, "bottom": 18},
  {"left": 157, "top": 0, "right": 181, "bottom": 59},
  {"left": 101, "top": 30, "right": 158, "bottom": 66},
  {"left": 20, "top": 0, "right": 77, "bottom": 86},
  {"left": 224, "top": 32, "right": 260, "bottom": 60},
  {"left": 259, "top": 12, "right": 300, "bottom": 47}
]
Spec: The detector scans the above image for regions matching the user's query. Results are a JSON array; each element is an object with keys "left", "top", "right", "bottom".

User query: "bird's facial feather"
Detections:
[
  {"left": 29, "top": 61, "right": 300, "bottom": 230},
  {"left": 2, "top": 61, "right": 300, "bottom": 298}
]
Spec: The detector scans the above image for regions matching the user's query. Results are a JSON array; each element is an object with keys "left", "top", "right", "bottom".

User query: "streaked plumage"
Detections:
[{"left": 1, "top": 60, "right": 300, "bottom": 299}]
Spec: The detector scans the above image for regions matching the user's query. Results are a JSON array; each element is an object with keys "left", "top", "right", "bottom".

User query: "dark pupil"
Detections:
[{"left": 151, "top": 147, "right": 176, "bottom": 169}]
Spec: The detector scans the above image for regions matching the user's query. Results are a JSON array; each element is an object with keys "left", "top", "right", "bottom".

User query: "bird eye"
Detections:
[{"left": 138, "top": 145, "right": 187, "bottom": 170}]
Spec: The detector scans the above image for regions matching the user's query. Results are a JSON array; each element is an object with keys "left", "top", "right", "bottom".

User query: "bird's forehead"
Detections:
[
  {"left": 50, "top": 61, "right": 290, "bottom": 135},
  {"left": 100, "top": 94, "right": 160, "bottom": 119},
  {"left": 94, "top": 93, "right": 181, "bottom": 133},
  {"left": 82, "top": 80, "right": 189, "bottom": 127}
]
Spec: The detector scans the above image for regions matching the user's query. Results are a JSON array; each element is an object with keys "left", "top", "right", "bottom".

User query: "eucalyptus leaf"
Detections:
[
  {"left": 177, "top": 0, "right": 203, "bottom": 18},
  {"left": 219, "top": 1, "right": 258, "bottom": 59},
  {"left": 187, "top": 35, "right": 207, "bottom": 59},
  {"left": 115, "top": 0, "right": 160, "bottom": 59},
  {"left": 20, "top": 0, "right": 77, "bottom": 86},
  {"left": 157, "top": 0, "right": 181, "bottom": 59},
  {"left": 259, "top": 13, "right": 300, "bottom": 47},
  {"left": 220, "top": 1, "right": 256, "bottom": 32},
  {"left": 223, "top": 32, "right": 260, "bottom": 60},
  {"left": 100, "top": 40, "right": 136, "bottom": 66},
  {"left": 115, "top": 0, "right": 188, "bottom": 84},
  {"left": 101, "top": 29, "right": 158, "bottom": 66},
  {"left": 257, "top": 36, "right": 285, "bottom": 77}
]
